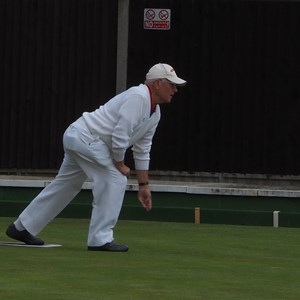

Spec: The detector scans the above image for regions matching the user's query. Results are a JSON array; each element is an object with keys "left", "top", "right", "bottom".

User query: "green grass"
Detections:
[{"left": 0, "top": 217, "right": 300, "bottom": 300}]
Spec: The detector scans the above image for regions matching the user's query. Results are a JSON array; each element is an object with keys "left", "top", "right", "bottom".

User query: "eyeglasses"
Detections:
[{"left": 160, "top": 79, "right": 177, "bottom": 88}]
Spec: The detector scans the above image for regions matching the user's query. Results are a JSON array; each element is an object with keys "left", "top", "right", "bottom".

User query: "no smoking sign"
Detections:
[{"left": 144, "top": 8, "right": 171, "bottom": 30}]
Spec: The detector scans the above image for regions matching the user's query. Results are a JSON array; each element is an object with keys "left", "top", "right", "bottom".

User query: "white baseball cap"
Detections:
[{"left": 146, "top": 63, "right": 187, "bottom": 86}]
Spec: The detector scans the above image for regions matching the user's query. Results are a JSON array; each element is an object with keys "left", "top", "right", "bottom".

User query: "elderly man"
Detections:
[{"left": 6, "top": 63, "right": 186, "bottom": 252}]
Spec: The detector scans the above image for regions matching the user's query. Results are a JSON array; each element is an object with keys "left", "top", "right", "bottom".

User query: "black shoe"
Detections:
[
  {"left": 88, "top": 241, "right": 129, "bottom": 252},
  {"left": 6, "top": 223, "right": 45, "bottom": 245}
]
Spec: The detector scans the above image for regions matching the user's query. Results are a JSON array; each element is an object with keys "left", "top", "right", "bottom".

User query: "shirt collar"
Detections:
[{"left": 146, "top": 85, "right": 157, "bottom": 115}]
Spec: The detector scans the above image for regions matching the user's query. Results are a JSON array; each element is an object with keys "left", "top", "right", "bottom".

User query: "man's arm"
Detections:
[
  {"left": 114, "top": 160, "right": 130, "bottom": 176},
  {"left": 136, "top": 169, "right": 152, "bottom": 211}
]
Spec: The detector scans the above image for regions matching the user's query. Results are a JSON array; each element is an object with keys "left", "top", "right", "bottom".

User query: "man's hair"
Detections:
[{"left": 144, "top": 79, "right": 158, "bottom": 85}]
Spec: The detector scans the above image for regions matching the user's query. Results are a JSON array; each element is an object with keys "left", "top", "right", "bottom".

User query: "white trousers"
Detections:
[{"left": 19, "top": 118, "right": 127, "bottom": 246}]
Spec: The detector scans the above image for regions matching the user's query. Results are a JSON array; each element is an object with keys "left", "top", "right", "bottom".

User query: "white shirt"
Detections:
[{"left": 82, "top": 84, "right": 161, "bottom": 170}]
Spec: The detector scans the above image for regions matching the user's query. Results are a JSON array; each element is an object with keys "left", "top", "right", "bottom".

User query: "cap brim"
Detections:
[{"left": 168, "top": 77, "right": 187, "bottom": 86}]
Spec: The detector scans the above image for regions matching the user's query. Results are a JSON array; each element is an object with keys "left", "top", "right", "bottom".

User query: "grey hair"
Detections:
[{"left": 144, "top": 78, "right": 161, "bottom": 85}]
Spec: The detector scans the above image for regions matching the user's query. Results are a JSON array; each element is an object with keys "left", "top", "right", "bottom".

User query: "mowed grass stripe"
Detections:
[{"left": 0, "top": 217, "right": 299, "bottom": 300}]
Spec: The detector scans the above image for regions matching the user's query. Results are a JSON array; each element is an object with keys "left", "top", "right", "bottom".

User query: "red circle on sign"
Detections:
[
  {"left": 146, "top": 9, "right": 155, "bottom": 20},
  {"left": 159, "top": 10, "right": 169, "bottom": 20}
]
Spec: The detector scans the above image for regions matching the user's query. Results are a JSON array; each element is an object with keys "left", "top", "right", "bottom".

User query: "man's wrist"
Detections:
[
  {"left": 138, "top": 181, "right": 149, "bottom": 187},
  {"left": 113, "top": 160, "right": 124, "bottom": 166}
]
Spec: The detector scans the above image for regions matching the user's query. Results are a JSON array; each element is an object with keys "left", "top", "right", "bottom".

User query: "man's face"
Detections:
[{"left": 155, "top": 79, "right": 178, "bottom": 104}]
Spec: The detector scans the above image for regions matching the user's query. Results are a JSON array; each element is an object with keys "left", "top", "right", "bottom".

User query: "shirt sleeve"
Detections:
[
  {"left": 132, "top": 126, "right": 158, "bottom": 170},
  {"left": 111, "top": 95, "right": 144, "bottom": 162},
  {"left": 132, "top": 109, "right": 160, "bottom": 170}
]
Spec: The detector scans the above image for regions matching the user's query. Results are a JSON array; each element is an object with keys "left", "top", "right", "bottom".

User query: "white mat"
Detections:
[{"left": 0, "top": 241, "right": 62, "bottom": 248}]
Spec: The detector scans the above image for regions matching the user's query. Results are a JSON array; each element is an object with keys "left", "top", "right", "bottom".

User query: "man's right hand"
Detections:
[{"left": 114, "top": 160, "right": 131, "bottom": 176}]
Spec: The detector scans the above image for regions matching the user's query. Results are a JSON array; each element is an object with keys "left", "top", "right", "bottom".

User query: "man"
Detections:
[{"left": 6, "top": 63, "right": 186, "bottom": 252}]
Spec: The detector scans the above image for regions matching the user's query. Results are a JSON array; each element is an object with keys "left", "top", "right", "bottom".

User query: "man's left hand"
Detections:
[{"left": 138, "top": 186, "right": 152, "bottom": 211}]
